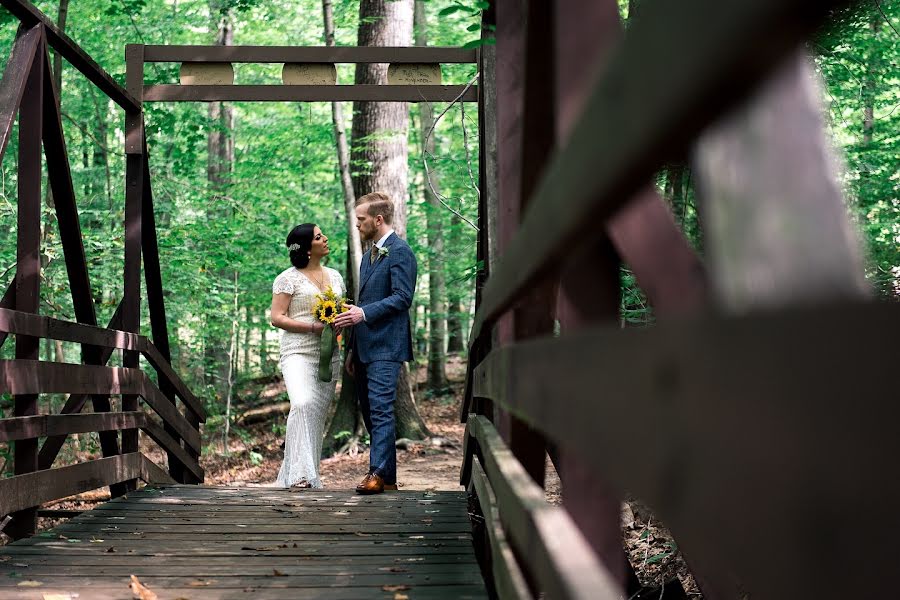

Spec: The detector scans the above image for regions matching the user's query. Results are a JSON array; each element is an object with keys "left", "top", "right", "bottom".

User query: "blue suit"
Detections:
[{"left": 351, "top": 232, "right": 418, "bottom": 484}]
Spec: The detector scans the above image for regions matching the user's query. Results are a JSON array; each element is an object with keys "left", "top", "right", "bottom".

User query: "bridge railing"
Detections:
[
  {"left": 461, "top": 1, "right": 899, "bottom": 599},
  {"left": 0, "top": 0, "right": 202, "bottom": 540}
]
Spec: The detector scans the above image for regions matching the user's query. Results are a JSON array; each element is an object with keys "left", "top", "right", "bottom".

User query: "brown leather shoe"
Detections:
[{"left": 356, "top": 473, "right": 385, "bottom": 495}]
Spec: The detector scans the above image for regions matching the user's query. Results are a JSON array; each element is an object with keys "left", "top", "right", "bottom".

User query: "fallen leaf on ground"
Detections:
[
  {"left": 354, "top": 532, "right": 372, "bottom": 537},
  {"left": 188, "top": 579, "right": 215, "bottom": 586},
  {"left": 17, "top": 580, "right": 42, "bottom": 587},
  {"left": 394, "top": 594, "right": 409, "bottom": 600},
  {"left": 42, "top": 594, "right": 77, "bottom": 600},
  {"left": 272, "top": 569, "right": 288, "bottom": 577},
  {"left": 129, "top": 574, "right": 158, "bottom": 600},
  {"left": 106, "top": 547, "right": 116, "bottom": 553},
  {"left": 382, "top": 585, "right": 410, "bottom": 592},
  {"left": 378, "top": 567, "right": 409, "bottom": 573}
]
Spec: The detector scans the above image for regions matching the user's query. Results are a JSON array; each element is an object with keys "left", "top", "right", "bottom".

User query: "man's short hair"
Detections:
[{"left": 356, "top": 192, "right": 394, "bottom": 225}]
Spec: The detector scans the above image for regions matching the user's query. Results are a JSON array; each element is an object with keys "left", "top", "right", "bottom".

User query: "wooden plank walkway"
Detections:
[{"left": 0, "top": 485, "right": 488, "bottom": 599}]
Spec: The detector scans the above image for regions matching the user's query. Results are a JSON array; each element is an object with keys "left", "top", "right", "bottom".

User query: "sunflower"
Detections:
[{"left": 314, "top": 300, "right": 339, "bottom": 324}]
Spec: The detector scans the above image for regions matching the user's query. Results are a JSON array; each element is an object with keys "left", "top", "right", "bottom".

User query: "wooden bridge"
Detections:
[{"left": 2, "top": 0, "right": 899, "bottom": 598}]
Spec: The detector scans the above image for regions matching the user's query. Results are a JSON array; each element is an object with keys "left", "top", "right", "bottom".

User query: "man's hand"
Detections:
[{"left": 333, "top": 304, "right": 365, "bottom": 328}]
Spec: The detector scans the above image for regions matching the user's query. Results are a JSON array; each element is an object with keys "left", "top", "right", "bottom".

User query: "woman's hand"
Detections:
[{"left": 310, "top": 321, "right": 325, "bottom": 335}]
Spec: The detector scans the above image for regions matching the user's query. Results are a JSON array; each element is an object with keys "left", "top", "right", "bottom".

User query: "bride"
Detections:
[{"left": 270, "top": 223, "right": 344, "bottom": 488}]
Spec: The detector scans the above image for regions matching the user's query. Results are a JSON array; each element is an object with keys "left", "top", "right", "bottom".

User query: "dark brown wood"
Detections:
[
  {"left": 122, "top": 138, "right": 144, "bottom": 492},
  {"left": 0, "top": 486, "right": 487, "bottom": 598},
  {"left": 8, "top": 29, "right": 44, "bottom": 540},
  {"left": 468, "top": 461, "right": 531, "bottom": 600},
  {"left": 466, "top": 416, "right": 620, "bottom": 599},
  {"left": 41, "top": 47, "right": 98, "bottom": 328},
  {"left": 142, "top": 84, "right": 478, "bottom": 103},
  {"left": 143, "top": 45, "right": 476, "bottom": 63},
  {"left": 0, "top": 0, "right": 139, "bottom": 111},
  {"left": 140, "top": 146, "right": 184, "bottom": 482},
  {"left": 0, "top": 412, "right": 145, "bottom": 442},
  {"left": 472, "top": 301, "right": 900, "bottom": 600},
  {"left": 0, "top": 307, "right": 205, "bottom": 421},
  {"left": 0, "top": 24, "right": 40, "bottom": 166},
  {"left": 37, "top": 302, "right": 124, "bottom": 472},
  {"left": 0, "top": 361, "right": 201, "bottom": 453},
  {"left": 141, "top": 419, "right": 204, "bottom": 481},
  {"left": 124, "top": 45, "right": 143, "bottom": 154},
  {"left": 0, "top": 453, "right": 144, "bottom": 517},
  {"left": 470, "top": 0, "right": 849, "bottom": 344}
]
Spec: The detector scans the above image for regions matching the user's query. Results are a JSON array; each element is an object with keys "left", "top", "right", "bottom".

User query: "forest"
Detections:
[{"left": 0, "top": 0, "right": 897, "bottom": 469}]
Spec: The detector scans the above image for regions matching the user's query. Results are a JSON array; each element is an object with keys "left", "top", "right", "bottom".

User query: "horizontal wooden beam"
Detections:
[
  {"left": 469, "top": 0, "right": 846, "bottom": 342},
  {"left": 0, "top": 411, "right": 145, "bottom": 442},
  {"left": 0, "top": 360, "right": 201, "bottom": 453},
  {"left": 142, "top": 84, "right": 478, "bottom": 103},
  {"left": 468, "top": 460, "right": 531, "bottom": 600},
  {"left": 0, "top": 453, "right": 143, "bottom": 516},
  {"left": 471, "top": 301, "right": 900, "bottom": 599},
  {"left": 140, "top": 454, "right": 177, "bottom": 485},
  {"left": 142, "top": 45, "right": 477, "bottom": 64},
  {"left": 0, "top": 0, "right": 139, "bottom": 111},
  {"left": 465, "top": 415, "right": 621, "bottom": 599},
  {"left": 0, "top": 308, "right": 205, "bottom": 421}
]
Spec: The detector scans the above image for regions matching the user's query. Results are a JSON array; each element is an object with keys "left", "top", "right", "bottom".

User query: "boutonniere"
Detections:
[{"left": 377, "top": 246, "right": 390, "bottom": 260}]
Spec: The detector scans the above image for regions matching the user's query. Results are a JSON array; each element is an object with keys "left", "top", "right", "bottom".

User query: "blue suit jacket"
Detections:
[{"left": 352, "top": 233, "right": 418, "bottom": 364}]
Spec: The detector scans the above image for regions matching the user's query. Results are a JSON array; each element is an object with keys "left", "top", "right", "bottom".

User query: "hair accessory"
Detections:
[{"left": 288, "top": 243, "right": 303, "bottom": 251}]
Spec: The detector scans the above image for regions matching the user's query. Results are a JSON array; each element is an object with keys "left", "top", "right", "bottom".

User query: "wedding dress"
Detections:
[{"left": 272, "top": 266, "right": 344, "bottom": 488}]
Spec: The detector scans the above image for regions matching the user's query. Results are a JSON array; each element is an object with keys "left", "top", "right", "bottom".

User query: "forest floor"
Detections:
[{"left": 25, "top": 356, "right": 699, "bottom": 596}]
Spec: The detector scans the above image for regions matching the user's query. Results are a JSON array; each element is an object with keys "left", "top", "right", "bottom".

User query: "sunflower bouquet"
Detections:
[{"left": 312, "top": 287, "right": 348, "bottom": 382}]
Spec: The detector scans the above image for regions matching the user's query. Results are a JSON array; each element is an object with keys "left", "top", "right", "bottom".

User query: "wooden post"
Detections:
[
  {"left": 8, "top": 28, "right": 44, "bottom": 539},
  {"left": 121, "top": 45, "right": 145, "bottom": 493}
]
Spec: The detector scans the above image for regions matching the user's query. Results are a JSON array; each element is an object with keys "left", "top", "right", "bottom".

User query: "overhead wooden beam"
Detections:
[
  {"left": 470, "top": 0, "right": 849, "bottom": 343},
  {"left": 142, "top": 84, "right": 478, "bottom": 103},
  {"left": 142, "top": 45, "right": 476, "bottom": 64}
]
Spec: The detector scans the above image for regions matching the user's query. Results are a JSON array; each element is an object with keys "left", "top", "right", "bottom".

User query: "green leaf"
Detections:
[
  {"left": 438, "top": 6, "right": 462, "bottom": 16},
  {"left": 646, "top": 552, "right": 671, "bottom": 564},
  {"left": 466, "top": 24, "right": 481, "bottom": 32}
]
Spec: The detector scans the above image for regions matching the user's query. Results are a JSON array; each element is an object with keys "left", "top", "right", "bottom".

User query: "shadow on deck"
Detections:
[{"left": 0, "top": 485, "right": 487, "bottom": 599}]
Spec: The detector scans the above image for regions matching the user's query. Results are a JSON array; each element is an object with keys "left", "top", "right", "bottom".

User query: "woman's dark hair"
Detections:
[{"left": 286, "top": 223, "right": 316, "bottom": 269}]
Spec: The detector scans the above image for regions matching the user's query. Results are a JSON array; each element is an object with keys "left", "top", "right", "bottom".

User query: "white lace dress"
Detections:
[{"left": 272, "top": 266, "right": 345, "bottom": 488}]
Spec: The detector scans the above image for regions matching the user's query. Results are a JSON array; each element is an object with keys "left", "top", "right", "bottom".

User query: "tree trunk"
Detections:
[
  {"left": 323, "top": 0, "right": 363, "bottom": 299},
  {"left": 415, "top": 0, "right": 449, "bottom": 392},
  {"left": 321, "top": 0, "right": 369, "bottom": 455},
  {"left": 205, "top": 3, "right": 235, "bottom": 398},
  {"left": 352, "top": 0, "right": 429, "bottom": 440},
  {"left": 446, "top": 298, "right": 465, "bottom": 354}
]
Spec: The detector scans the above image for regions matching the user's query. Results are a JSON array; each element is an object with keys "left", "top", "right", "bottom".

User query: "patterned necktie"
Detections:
[{"left": 369, "top": 245, "right": 378, "bottom": 265}]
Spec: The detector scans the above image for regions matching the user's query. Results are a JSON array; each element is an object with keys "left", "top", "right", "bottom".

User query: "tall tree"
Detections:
[
  {"left": 415, "top": 0, "right": 448, "bottom": 390},
  {"left": 351, "top": 0, "right": 429, "bottom": 441},
  {"left": 206, "top": 0, "right": 235, "bottom": 398}
]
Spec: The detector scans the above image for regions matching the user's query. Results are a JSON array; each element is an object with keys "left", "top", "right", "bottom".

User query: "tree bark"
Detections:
[
  {"left": 205, "top": 3, "right": 235, "bottom": 397},
  {"left": 352, "top": 0, "right": 429, "bottom": 440},
  {"left": 415, "top": 0, "right": 448, "bottom": 391},
  {"left": 323, "top": 0, "right": 363, "bottom": 299}
]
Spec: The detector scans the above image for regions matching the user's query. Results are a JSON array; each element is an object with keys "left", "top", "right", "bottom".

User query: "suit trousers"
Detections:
[{"left": 355, "top": 359, "right": 401, "bottom": 484}]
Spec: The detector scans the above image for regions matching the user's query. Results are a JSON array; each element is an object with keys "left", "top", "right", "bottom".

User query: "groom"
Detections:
[{"left": 333, "top": 192, "right": 418, "bottom": 495}]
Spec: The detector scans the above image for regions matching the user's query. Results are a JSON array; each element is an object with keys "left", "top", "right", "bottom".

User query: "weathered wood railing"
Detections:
[
  {"left": 0, "top": 0, "right": 203, "bottom": 540},
  {"left": 461, "top": 0, "right": 899, "bottom": 599}
]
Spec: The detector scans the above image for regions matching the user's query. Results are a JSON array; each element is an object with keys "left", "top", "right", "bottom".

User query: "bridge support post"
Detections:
[{"left": 8, "top": 27, "right": 44, "bottom": 540}]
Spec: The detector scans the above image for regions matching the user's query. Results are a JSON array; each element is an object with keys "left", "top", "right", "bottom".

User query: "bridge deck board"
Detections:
[{"left": 0, "top": 484, "right": 488, "bottom": 599}]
